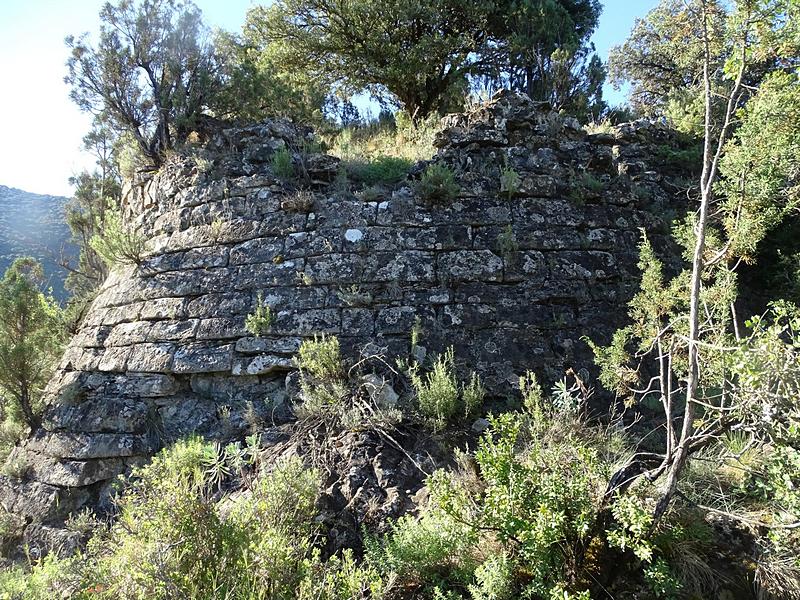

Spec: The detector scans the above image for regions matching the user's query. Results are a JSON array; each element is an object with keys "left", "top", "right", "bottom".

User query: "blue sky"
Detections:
[{"left": 0, "top": 0, "right": 657, "bottom": 196}]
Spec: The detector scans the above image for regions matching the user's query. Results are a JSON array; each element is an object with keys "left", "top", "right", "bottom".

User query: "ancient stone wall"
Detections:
[{"left": 1, "top": 92, "right": 684, "bottom": 548}]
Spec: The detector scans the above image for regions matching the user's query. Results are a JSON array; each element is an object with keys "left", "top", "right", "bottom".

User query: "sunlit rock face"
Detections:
[{"left": 2, "top": 91, "right": 686, "bottom": 551}]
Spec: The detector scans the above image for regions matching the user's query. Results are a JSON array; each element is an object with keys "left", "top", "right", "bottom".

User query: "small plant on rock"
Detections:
[
  {"left": 496, "top": 224, "right": 519, "bottom": 262},
  {"left": 416, "top": 164, "right": 459, "bottom": 204},
  {"left": 410, "top": 347, "right": 485, "bottom": 432},
  {"left": 351, "top": 155, "right": 412, "bottom": 186},
  {"left": 90, "top": 204, "right": 147, "bottom": 268},
  {"left": 271, "top": 147, "right": 294, "bottom": 179},
  {"left": 245, "top": 292, "right": 275, "bottom": 336},
  {"left": 499, "top": 166, "right": 521, "bottom": 199},
  {"left": 281, "top": 189, "right": 315, "bottom": 213},
  {"left": 295, "top": 335, "right": 349, "bottom": 418}
]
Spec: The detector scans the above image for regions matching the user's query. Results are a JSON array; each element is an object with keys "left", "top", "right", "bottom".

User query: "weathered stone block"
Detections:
[
  {"left": 230, "top": 237, "right": 284, "bottom": 265},
  {"left": 196, "top": 317, "right": 247, "bottom": 340},
  {"left": 233, "top": 354, "right": 294, "bottom": 376},
  {"left": 235, "top": 336, "right": 303, "bottom": 354},
  {"left": 173, "top": 343, "right": 234, "bottom": 373},
  {"left": 438, "top": 250, "right": 503, "bottom": 282},
  {"left": 127, "top": 343, "right": 175, "bottom": 373}
]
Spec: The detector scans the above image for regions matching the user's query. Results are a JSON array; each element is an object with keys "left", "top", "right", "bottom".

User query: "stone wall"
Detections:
[{"left": 1, "top": 91, "right": 684, "bottom": 547}]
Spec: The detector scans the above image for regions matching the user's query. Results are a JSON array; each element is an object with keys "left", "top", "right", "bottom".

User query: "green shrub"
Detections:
[
  {"left": 365, "top": 505, "right": 477, "bottom": 591},
  {"left": 245, "top": 292, "right": 275, "bottom": 336},
  {"left": 643, "top": 559, "right": 683, "bottom": 599},
  {"left": 499, "top": 167, "right": 521, "bottom": 199},
  {"left": 496, "top": 225, "right": 519, "bottom": 260},
  {"left": 351, "top": 155, "right": 412, "bottom": 186},
  {"left": 297, "top": 334, "right": 343, "bottom": 381},
  {"left": 410, "top": 347, "right": 485, "bottom": 432},
  {"left": 271, "top": 147, "right": 294, "bottom": 179},
  {"left": 371, "top": 405, "right": 608, "bottom": 598},
  {"left": 295, "top": 335, "right": 349, "bottom": 418},
  {"left": 416, "top": 164, "right": 459, "bottom": 204},
  {"left": 89, "top": 205, "right": 147, "bottom": 268},
  {"left": 653, "top": 142, "right": 703, "bottom": 171}
]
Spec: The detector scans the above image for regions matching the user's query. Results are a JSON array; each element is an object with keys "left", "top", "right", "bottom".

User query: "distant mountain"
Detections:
[{"left": 0, "top": 185, "right": 75, "bottom": 301}]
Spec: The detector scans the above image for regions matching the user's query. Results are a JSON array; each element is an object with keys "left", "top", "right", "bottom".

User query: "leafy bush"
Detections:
[
  {"left": 365, "top": 499, "right": 478, "bottom": 591},
  {"left": 371, "top": 395, "right": 610, "bottom": 598},
  {"left": 4, "top": 437, "right": 387, "bottom": 599},
  {"left": 410, "top": 347, "right": 485, "bottom": 432},
  {"left": 295, "top": 335, "right": 348, "bottom": 418},
  {"left": 297, "top": 334, "right": 343, "bottom": 381},
  {"left": 271, "top": 147, "right": 294, "bottom": 179},
  {"left": 350, "top": 155, "right": 412, "bottom": 186},
  {"left": 416, "top": 164, "right": 459, "bottom": 204},
  {"left": 245, "top": 292, "right": 275, "bottom": 336},
  {"left": 653, "top": 142, "right": 703, "bottom": 171},
  {"left": 89, "top": 205, "right": 147, "bottom": 268}
]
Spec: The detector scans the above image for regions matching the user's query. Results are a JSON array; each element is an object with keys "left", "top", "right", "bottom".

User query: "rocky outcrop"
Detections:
[
  {"left": 0, "top": 185, "right": 73, "bottom": 300},
  {"left": 1, "top": 91, "right": 687, "bottom": 554}
]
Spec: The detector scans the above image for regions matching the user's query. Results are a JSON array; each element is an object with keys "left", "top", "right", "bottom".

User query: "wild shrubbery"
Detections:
[
  {"left": 409, "top": 347, "right": 485, "bottom": 432},
  {"left": 89, "top": 205, "right": 147, "bottom": 269},
  {"left": 0, "top": 437, "right": 386, "bottom": 599}
]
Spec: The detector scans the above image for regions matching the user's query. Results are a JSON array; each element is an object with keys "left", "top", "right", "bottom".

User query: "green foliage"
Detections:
[
  {"left": 249, "top": 0, "right": 484, "bottom": 120},
  {"left": 214, "top": 28, "right": 329, "bottom": 124},
  {"left": 496, "top": 225, "right": 519, "bottom": 261},
  {"left": 0, "top": 258, "right": 64, "bottom": 429},
  {"left": 608, "top": 0, "right": 727, "bottom": 117},
  {"left": 349, "top": 156, "right": 412, "bottom": 186},
  {"left": 329, "top": 112, "right": 438, "bottom": 167},
  {"left": 245, "top": 292, "right": 275, "bottom": 336},
  {"left": 63, "top": 121, "right": 121, "bottom": 308},
  {"left": 569, "top": 171, "right": 604, "bottom": 204},
  {"left": 297, "top": 335, "right": 343, "bottom": 382},
  {"left": 643, "top": 559, "right": 682, "bottom": 599},
  {"left": 295, "top": 335, "right": 350, "bottom": 419},
  {"left": 717, "top": 71, "right": 800, "bottom": 263},
  {"left": 89, "top": 205, "right": 147, "bottom": 269},
  {"left": 372, "top": 399, "right": 610, "bottom": 598},
  {"left": 653, "top": 142, "right": 703, "bottom": 172},
  {"left": 247, "top": 0, "right": 604, "bottom": 121},
  {"left": 66, "top": 0, "right": 226, "bottom": 165},
  {"left": 271, "top": 147, "right": 294, "bottom": 179},
  {"left": 606, "top": 494, "right": 655, "bottom": 562},
  {"left": 410, "top": 347, "right": 485, "bottom": 432},
  {"left": 4, "top": 438, "right": 388, "bottom": 599},
  {"left": 365, "top": 507, "right": 477, "bottom": 591},
  {"left": 416, "top": 164, "right": 459, "bottom": 204},
  {"left": 499, "top": 167, "right": 521, "bottom": 199}
]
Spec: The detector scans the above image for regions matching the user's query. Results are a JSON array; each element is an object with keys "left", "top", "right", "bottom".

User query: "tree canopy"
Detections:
[
  {"left": 65, "top": 0, "right": 223, "bottom": 166},
  {"left": 0, "top": 259, "right": 64, "bottom": 429},
  {"left": 249, "top": 0, "right": 605, "bottom": 121}
]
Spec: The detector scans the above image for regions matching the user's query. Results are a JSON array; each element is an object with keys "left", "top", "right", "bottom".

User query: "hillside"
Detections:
[{"left": 0, "top": 185, "right": 74, "bottom": 300}]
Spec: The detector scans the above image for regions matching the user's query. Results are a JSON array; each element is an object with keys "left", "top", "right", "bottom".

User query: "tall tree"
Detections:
[
  {"left": 0, "top": 259, "right": 64, "bottom": 429},
  {"left": 593, "top": 0, "right": 800, "bottom": 523},
  {"left": 65, "top": 0, "right": 224, "bottom": 166},
  {"left": 249, "top": 0, "right": 488, "bottom": 121},
  {"left": 62, "top": 121, "right": 122, "bottom": 309},
  {"left": 484, "top": 0, "right": 604, "bottom": 115},
  {"left": 609, "top": 0, "right": 798, "bottom": 127}
]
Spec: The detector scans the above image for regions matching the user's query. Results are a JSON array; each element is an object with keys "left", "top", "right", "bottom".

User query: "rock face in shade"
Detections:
[{"left": 0, "top": 91, "right": 686, "bottom": 550}]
